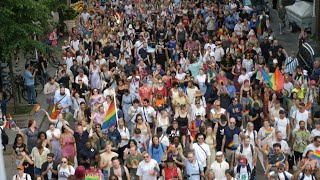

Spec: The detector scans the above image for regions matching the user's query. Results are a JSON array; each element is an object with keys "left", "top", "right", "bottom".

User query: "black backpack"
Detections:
[
  {"left": 300, "top": 172, "right": 315, "bottom": 180},
  {"left": 240, "top": 144, "right": 254, "bottom": 157},
  {"left": 0, "top": 127, "right": 8, "bottom": 146},
  {"left": 236, "top": 164, "right": 255, "bottom": 180}
]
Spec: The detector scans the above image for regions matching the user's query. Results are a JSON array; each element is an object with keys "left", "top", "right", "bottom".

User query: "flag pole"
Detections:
[{"left": 113, "top": 92, "right": 119, "bottom": 126}]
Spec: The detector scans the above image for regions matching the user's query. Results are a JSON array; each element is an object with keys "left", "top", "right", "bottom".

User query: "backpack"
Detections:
[
  {"left": 300, "top": 172, "right": 315, "bottom": 180},
  {"left": 279, "top": 172, "right": 290, "bottom": 180},
  {"left": 16, "top": 173, "right": 30, "bottom": 180},
  {"left": 0, "top": 127, "right": 8, "bottom": 146},
  {"left": 240, "top": 144, "right": 254, "bottom": 157},
  {"left": 236, "top": 164, "right": 254, "bottom": 180}
]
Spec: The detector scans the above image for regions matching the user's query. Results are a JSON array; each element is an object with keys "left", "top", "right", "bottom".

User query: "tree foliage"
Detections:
[{"left": 0, "top": 0, "right": 59, "bottom": 60}]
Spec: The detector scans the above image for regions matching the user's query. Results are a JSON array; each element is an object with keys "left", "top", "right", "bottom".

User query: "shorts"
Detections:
[
  {"left": 241, "top": 97, "right": 249, "bottom": 104},
  {"left": 225, "top": 148, "right": 236, "bottom": 164}
]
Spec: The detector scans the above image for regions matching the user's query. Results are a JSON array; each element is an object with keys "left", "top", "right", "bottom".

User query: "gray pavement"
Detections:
[{"left": 2, "top": 1, "right": 304, "bottom": 179}]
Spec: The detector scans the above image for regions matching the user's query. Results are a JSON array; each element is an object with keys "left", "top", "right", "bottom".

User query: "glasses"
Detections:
[
  {"left": 274, "top": 149, "right": 280, "bottom": 152},
  {"left": 305, "top": 169, "right": 311, "bottom": 172},
  {"left": 234, "top": 99, "right": 238, "bottom": 101},
  {"left": 62, "top": 161, "right": 67, "bottom": 163},
  {"left": 196, "top": 103, "right": 200, "bottom": 105},
  {"left": 216, "top": 104, "right": 220, "bottom": 106},
  {"left": 277, "top": 168, "right": 283, "bottom": 170},
  {"left": 143, "top": 156, "right": 149, "bottom": 159},
  {"left": 161, "top": 160, "right": 166, "bottom": 162}
]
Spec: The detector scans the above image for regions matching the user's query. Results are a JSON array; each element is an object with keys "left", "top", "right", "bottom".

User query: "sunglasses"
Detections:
[
  {"left": 216, "top": 104, "right": 220, "bottom": 106},
  {"left": 62, "top": 161, "right": 67, "bottom": 163},
  {"left": 143, "top": 156, "right": 149, "bottom": 158},
  {"left": 196, "top": 103, "right": 200, "bottom": 105},
  {"left": 161, "top": 160, "right": 166, "bottom": 162}
]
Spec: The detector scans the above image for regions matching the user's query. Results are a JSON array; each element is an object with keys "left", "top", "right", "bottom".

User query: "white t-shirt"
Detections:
[
  {"left": 191, "top": 106, "right": 206, "bottom": 120},
  {"left": 63, "top": 57, "right": 74, "bottom": 70},
  {"left": 291, "top": 110, "right": 309, "bottom": 129},
  {"left": 195, "top": 74, "right": 207, "bottom": 86},
  {"left": 57, "top": 165, "right": 75, "bottom": 180},
  {"left": 210, "top": 161, "right": 229, "bottom": 180},
  {"left": 193, "top": 142, "right": 211, "bottom": 167},
  {"left": 236, "top": 145, "right": 254, "bottom": 165},
  {"left": 243, "top": 130, "right": 257, "bottom": 147},
  {"left": 141, "top": 106, "right": 156, "bottom": 123},
  {"left": 71, "top": 40, "right": 80, "bottom": 52},
  {"left": 298, "top": 172, "right": 315, "bottom": 180},
  {"left": 284, "top": 82, "right": 293, "bottom": 97},
  {"left": 12, "top": 173, "right": 32, "bottom": 180},
  {"left": 275, "top": 117, "right": 290, "bottom": 139},
  {"left": 311, "top": 128, "right": 320, "bottom": 139},
  {"left": 272, "top": 140, "right": 290, "bottom": 153},
  {"left": 80, "top": 12, "right": 90, "bottom": 23},
  {"left": 238, "top": 72, "right": 254, "bottom": 85},
  {"left": 234, "top": 164, "right": 254, "bottom": 180},
  {"left": 303, "top": 143, "right": 320, "bottom": 157},
  {"left": 269, "top": 171, "right": 293, "bottom": 180},
  {"left": 136, "top": 159, "right": 158, "bottom": 180}
]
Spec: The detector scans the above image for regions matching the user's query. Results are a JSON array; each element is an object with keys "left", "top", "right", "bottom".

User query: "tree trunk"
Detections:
[{"left": 8, "top": 55, "right": 18, "bottom": 112}]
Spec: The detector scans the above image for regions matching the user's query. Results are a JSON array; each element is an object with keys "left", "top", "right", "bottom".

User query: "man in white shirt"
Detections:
[
  {"left": 204, "top": 39, "right": 216, "bottom": 52},
  {"left": 234, "top": 19, "right": 244, "bottom": 36},
  {"left": 238, "top": 68, "right": 256, "bottom": 85},
  {"left": 234, "top": 157, "right": 254, "bottom": 180},
  {"left": 214, "top": 41, "right": 225, "bottom": 64},
  {"left": 310, "top": 121, "right": 320, "bottom": 140},
  {"left": 190, "top": 133, "right": 211, "bottom": 171},
  {"left": 272, "top": 131, "right": 290, "bottom": 155},
  {"left": 210, "top": 151, "right": 229, "bottom": 180},
  {"left": 96, "top": 54, "right": 107, "bottom": 66},
  {"left": 80, "top": 9, "right": 90, "bottom": 24},
  {"left": 235, "top": 136, "right": 255, "bottom": 165},
  {"left": 12, "top": 165, "right": 32, "bottom": 180},
  {"left": 63, "top": 52, "right": 74, "bottom": 70},
  {"left": 136, "top": 152, "right": 158, "bottom": 180},
  {"left": 268, "top": 163, "right": 293, "bottom": 180},
  {"left": 128, "top": 99, "right": 143, "bottom": 135},
  {"left": 274, "top": 110, "right": 290, "bottom": 140},
  {"left": 290, "top": 102, "right": 311, "bottom": 130},
  {"left": 141, "top": 99, "right": 156, "bottom": 127},
  {"left": 75, "top": 69, "right": 89, "bottom": 86},
  {"left": 303, "top": 136, "right": 320, "bottom": 157}
]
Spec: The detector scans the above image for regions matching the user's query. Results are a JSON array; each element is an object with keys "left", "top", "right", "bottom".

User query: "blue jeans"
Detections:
[
  {"left": 26, "top": 84, "right": 36, "bottom": 103},
  {"left": 34, "top": 167, "right": 41, "bottom": 176},
  {"left": 129, "top": 121, "right": 135, "bottom": 135}
]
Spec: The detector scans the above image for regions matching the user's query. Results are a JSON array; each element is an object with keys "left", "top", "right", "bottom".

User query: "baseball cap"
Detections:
[
  {"left": 239, "top": 158, "right": 247, "bottom": 165},
  {"left": 17, "top": 164, "right": 24, "bottom": 170}
]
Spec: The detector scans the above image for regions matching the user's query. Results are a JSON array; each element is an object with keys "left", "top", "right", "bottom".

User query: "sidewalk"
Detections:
[{"left": 2, "top": 48, "right": 59, "bottom": 179}]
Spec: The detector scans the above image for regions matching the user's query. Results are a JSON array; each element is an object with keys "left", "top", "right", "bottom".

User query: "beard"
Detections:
[{"left": 60, "top": 92, "right": 65, "bottom": 96}]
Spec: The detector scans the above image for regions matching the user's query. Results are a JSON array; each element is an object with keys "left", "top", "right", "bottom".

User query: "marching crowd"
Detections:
[{"left": 0, "top": 0, "right": 320, "bottom": 180}]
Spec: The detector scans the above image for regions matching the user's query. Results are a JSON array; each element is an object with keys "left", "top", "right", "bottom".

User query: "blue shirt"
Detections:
[
  {"left": 148, "top": 143, "right": 166, "bottom": 164},
  {"left": 54, "top": 94, "right": 72, "bottom": 112},
  {"left": 188, "top": 55, "right": 203, "bottom": 77},
  {"left": 185, "top": 159, "right": 203, "bottom": 180},
  {"left": 24, "top": 70, "right": 34, "bottom": 86},
  {"left": 226, "top": 85, "right": 236, "bottom": 98},
  {"left": 227, "top": 103, "right": 243, "bottom": 119},
  {"left": 224, "top": 126, "right": 241, "bottom": 150}
]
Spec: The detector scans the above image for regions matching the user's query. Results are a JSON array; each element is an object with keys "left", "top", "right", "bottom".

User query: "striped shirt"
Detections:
[{"left": 284, "top": 56, "right": 299, "bottom": 75}]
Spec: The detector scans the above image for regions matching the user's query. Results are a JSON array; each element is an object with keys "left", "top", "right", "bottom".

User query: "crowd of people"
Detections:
[{"left": 0, "top": 0, "right": 320, "bottom": 180}]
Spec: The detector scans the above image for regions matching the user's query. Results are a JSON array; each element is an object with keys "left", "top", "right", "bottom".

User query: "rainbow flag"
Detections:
[
  {"left": 243, "top": 110, "right": 250, "bottom": 116},
  {"left": 265, "top": 129, "right": 273, "bottom": 136},
  {"left": 257, "top": 21, "right": 262, "bottom": 35},
  {"left": 34, "top": 104, "right": 41, "bottom": 113},
  {"left": 311, "top": 150, "right": 320, "bottom": 161},
  {"left": 9, "top": 114, "right": 15, "bottom": 128},
  {"left": 50, "top": 106, "right": 61, "bottom": 119},
  {"left": 167, "top": 144, "right": 173, "bottom": 157},
  {"left": 305, "top": 100, "right": 312, "bottom": 111},
  {"left": 89, "top": 95, "right": 94, "bottom": 105},
  {"left": 260, "top": 67, "right": 284, "bottom": 91},
  {"left": 227, "top": 141, "right": 237, "bottom": 149},
  {"left": 102, "top": 100, "right": 117, "bottom": 129},
  {"left": 153, "top": 163, "right": 160, "bottom": 176},
  {"left": 265, "top": 144, "right": 273, "bottom": 154}
]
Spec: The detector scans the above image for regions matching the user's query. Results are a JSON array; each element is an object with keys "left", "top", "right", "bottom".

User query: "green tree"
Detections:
[{"left": 0, "top": 0, "right": 55, "bottom": 109}]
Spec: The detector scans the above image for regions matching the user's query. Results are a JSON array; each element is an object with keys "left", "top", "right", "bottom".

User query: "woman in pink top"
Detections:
[
  {"left": 60, "top": 125, "right": 76, "bottom": 164},
  {"left": 92, "top": 105, "right": 105, "bottom": 125}
]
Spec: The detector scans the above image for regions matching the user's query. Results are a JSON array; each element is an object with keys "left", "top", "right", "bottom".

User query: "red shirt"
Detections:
[{"left": 163, "top": 167, "right": 179, "bottom": 180}]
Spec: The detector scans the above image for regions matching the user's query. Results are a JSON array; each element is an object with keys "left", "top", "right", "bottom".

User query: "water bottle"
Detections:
[{"left": 233, "top": 134, "right": 239, "bottom": 148}]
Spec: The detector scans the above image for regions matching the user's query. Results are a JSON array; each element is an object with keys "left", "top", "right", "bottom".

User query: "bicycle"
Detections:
[
  {"left": 24, "top": 46, "right": 61, "bottom": 69},
  {"left": 2, "top": 70, "right": 39, "bottom": 102}
]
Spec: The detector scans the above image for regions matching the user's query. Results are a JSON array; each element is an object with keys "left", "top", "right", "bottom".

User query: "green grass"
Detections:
[{"left": 7, "top": 105, "right": 34, "bottom": 115}]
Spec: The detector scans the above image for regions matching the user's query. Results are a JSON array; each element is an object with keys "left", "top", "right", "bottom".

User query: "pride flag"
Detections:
[
  {"left": 257, "top": 21, "right": 262, "bottom": 35},
  {"left": 89, "top": 95, "right": 94, "bottom": 105},
  {"left": 243, "top": 110, "right": 250, "bottom": 116},
  {"left": 311, "top": 150, "right": 320, "bottom": 161},
  {"left": 167, "top": 144, "right": 173, "bottom": 157},
  {"left": 153, "top": 163, "right": 160, "bottom": 176},
  {"left": 34, "top": 104, "right": 41, "bottom": 113},
  {"left": 102, "top": 100, "right": 117, "bottom": 129},
  {"left": 5, "top": 114, "right": 15, "bottom": 129},
  {"left": 305, "top": 100, "right": 312, "bottom": 111},
  {"left": 227, "top": 141, "right": 237, "bottom": 149},
  {"left": 260, "top": 67, "right": 284, "bottom": 91},
  {"left": 50, "top": 106, "right": 61, "bottom": 119},
  {"left": 265, "top": 129, "right": 273, "bottom": 136},
  {"left": 265, "top": 144, "right": 273, "bottom": 154}
]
